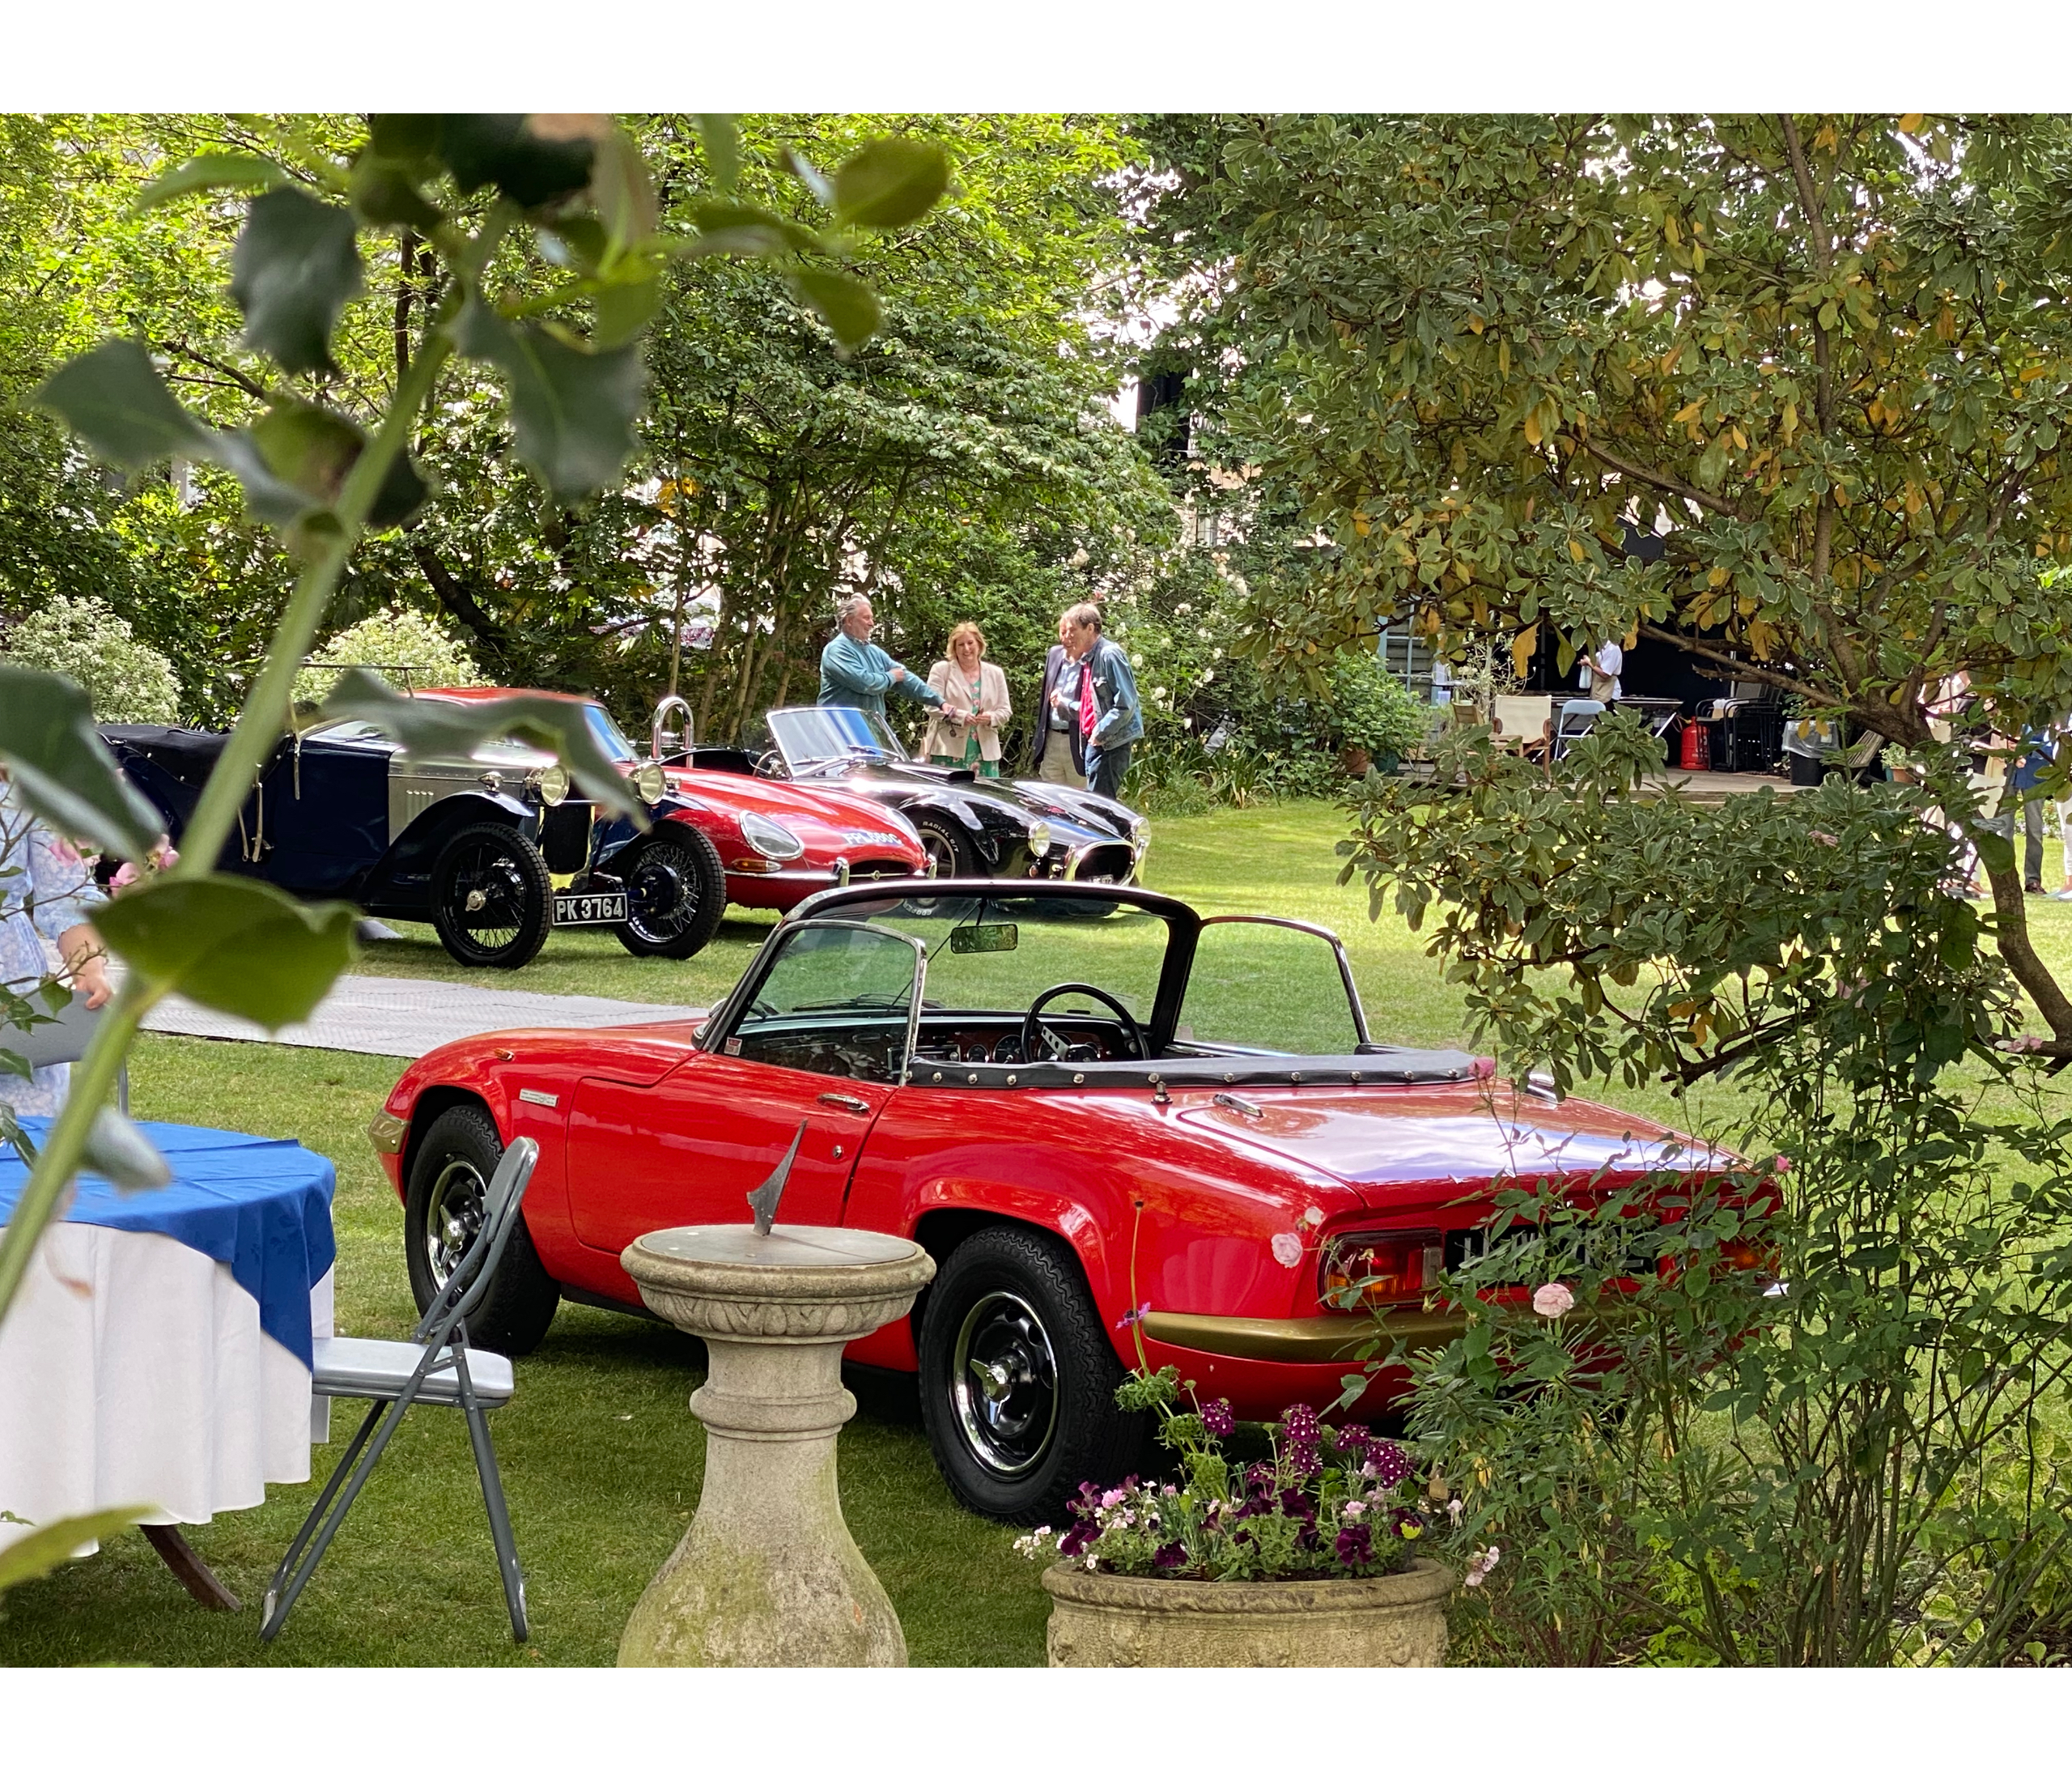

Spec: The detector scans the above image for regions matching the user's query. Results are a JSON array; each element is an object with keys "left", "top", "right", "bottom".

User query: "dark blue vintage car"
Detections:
[{"left": 100, "top": 697, "right": 724, "bottom": 970}]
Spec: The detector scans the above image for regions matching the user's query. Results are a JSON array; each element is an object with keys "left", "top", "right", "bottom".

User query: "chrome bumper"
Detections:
[{"left": 1139, "top": 1307, "right": 1463, "bottom": 1364}]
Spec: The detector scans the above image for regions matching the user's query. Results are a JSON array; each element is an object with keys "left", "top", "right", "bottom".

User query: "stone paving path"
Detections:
[{"left": 135, "top": 971, "right": 703, "bottom": 1060}]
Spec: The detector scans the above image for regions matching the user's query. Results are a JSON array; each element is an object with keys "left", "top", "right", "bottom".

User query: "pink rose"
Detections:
[
  {"left": 1532, "top": 1282, "right": 1576, "bottom": 1319},
  {"left": 1271, "top": 1231, "right": 1304, "bottom": 1269},
  {"left": 110, "top": 861, "right": 142, "bottom": 890}
]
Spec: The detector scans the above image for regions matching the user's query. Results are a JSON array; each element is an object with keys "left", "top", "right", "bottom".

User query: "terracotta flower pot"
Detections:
[
  {"left": 1041, "top": 1557, "right": 1454, "bottom": 1668},
  {"left": 1339, "top": 745, "right": 1372, "bottom": 777}
]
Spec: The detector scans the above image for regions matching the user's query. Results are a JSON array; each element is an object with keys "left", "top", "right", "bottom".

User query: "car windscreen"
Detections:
[
  {"left": 584, "top": 703, "right": 638, "bottom": 763},
  {"left": 779, "top": 893, "right": 1175, "bottom": 1027},
  {"left": 769, "top": 707, "right": 907, "bottom": 771}
]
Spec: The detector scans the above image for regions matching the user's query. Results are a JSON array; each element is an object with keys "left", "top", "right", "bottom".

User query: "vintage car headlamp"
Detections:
[
  {"left": 1319, "top": 1229, "right": 1444, "bottom": 1311},
  {"left": 1129, "top": 817, "right": 1149, "bottom": 858},
  {"left": 634, "top": 761, "right": 667, "bottom": 804},
  {"left": 740, "top": 811, "right": 805, "bottom": 862},
  {"left": 1027, "top": 820, "right": 1053, "bottom": 858},
  {"left": 536, "top": 763, "right": 570, "bottom": 807}
]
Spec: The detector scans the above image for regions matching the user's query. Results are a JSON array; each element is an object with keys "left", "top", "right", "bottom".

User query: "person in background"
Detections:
[
  {"left": 923, "top": 622, "right": 1011, "bottom": 778},
  {"left": 1030, "top": 612, "right": 1087, "bottom": 788},
  {"left": 2010, "top": 725, "right": 2057, "bottom": 894},
  {"left": 1580, "top": 638, "right": 1624, "bottom": 703},
  {"left": 1064, "top": 601, "right": 1143, "bottom": 804},
  {"left": 817, "top": 593, "right": 944, "bottom": 723},
  {"left": 0, "top": 780, "right": 113, "bottom": 1117}
]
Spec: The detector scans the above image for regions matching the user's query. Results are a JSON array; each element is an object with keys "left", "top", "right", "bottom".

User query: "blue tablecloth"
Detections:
[{"left": 0, "top": 1120, "right": 337, "bottom": 1369}]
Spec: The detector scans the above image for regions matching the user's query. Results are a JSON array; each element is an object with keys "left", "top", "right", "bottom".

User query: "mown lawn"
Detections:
[{"left": 4, "top": 797, "right": 2070, "bottom": 1664}]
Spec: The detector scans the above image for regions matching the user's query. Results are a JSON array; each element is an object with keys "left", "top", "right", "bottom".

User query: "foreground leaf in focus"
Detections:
[
  {"left": 230, "top": 188, "right": 364, "bottom": 376},
  {"left": 94, "top": 875, "right": 358, "bottom": 1030},
  {"left": 319, "top": 668, "right": 649, "bottom": 823},
  {"left": 0, "top": 666, "right": 162, "bottom": 860},
  {"left": 452, "top": 298, "right": 643, "bottom": 502},
  {"left": 0, "top": 1507, "right": 155, "bottom": 1596}
]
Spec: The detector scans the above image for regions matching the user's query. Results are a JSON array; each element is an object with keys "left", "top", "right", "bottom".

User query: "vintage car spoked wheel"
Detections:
[
  {"left": 429, "top": 822, "right": 552, "bottom": 970},
  {"left": 952, "top": 1291, "right": 1059, "bottom": 1477},
  {"left": 919, "top": 1226, "right": 1146, "bottom": 1523},
  {"left": 615, "top": 827, "right": 728, "bottom": 959},
  {"left": 403, "top": 1104, "right": 560, "bottom": 1355}
]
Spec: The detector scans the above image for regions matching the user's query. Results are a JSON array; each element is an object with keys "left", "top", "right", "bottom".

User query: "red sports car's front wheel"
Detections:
[{"left": 918, "top": 1226, "right": 1147, "bottom": 1524}]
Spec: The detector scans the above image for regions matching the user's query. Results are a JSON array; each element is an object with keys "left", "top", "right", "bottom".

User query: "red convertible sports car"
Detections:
[{"left": 370, "top": 880, "right": 1710, "bottom": 1521}]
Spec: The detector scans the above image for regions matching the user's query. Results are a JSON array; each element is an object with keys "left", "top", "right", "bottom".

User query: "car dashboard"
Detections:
[{"left": 728, "top": 1013, "right": 1139, "bottom": 1083}]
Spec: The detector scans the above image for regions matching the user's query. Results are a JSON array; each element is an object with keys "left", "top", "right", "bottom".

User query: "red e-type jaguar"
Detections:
[{"left": 370, "top": 880, "right": 1709, "bottom": 1522}]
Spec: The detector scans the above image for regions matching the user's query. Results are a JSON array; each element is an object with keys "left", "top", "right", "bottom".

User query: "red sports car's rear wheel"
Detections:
[{"left": 919, "top": 1226, "right": 1147, "bottom": 1524}]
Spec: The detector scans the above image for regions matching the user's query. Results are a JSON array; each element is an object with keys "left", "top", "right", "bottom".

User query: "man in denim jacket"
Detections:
[{"left": 1064, "top": 601, "right": 1143, "bottom": 804}]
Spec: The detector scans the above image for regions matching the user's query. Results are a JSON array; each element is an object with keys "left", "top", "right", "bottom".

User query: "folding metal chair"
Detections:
[
  {"left": 260, "top": 1135, "right": 540, "bottom": 1643},
  {"left": 1552, "top": 699, "right": 1606, "bottom": 759}
]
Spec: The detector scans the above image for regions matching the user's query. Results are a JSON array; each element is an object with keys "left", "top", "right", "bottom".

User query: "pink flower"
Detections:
[
  {"left": 1532, "top": 1282, "right": 1576, "bottom": 1319},
  {"left": 153, "top": 843, "right": 179, "bottom": 870},
  {"left": 1099, "top": 1487, "right": 1128, "bottom": 1510},
  {"left": 110, "top": 861, "right": 141, "bottom": 890},
  {"left": 1301, "top": 1205, "right": 1324, "bottom": 1227},
  {"left": 1463, "top": 1545, "right": 1501, "bottom": 1588},
  {"left": 1271, "top": 1231, "right": 1304, "bottom": 1269}
]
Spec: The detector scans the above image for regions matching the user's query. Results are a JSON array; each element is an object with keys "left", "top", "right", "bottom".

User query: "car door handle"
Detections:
[{"left": 817, "top": 1091, "right": 873, "bottom": 1116}]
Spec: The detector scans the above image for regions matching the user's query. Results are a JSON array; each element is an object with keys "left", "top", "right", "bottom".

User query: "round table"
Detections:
[{"left": 0, "top": 1121, "right": 337, "bottom": 1600}]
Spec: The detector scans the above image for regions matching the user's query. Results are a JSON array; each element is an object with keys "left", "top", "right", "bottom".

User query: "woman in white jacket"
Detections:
[{"left": 923, "top": 622, "right": 1012, "bottom": 778}]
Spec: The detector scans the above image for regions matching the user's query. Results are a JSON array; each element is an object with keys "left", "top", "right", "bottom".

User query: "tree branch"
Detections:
[{"left": 1572, "top": 436, "right": 1747, "bottom": 521}]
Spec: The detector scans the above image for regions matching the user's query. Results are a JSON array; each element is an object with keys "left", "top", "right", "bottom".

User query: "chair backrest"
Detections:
[
  {"left": 412, "top": 1136, "right": 539, "bottom": 1346},
  {"left": 1492, "top": 695, "right": 1555, "bottom": 741}
]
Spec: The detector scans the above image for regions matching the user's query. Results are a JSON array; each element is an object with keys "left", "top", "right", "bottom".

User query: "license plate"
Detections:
[{"left": 553, "top": 890, "right": 628, "bottom": 926}]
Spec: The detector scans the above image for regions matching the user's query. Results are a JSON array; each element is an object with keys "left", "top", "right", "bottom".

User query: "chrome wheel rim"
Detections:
[
  {"left": 423, "top": 1155, "right": 488, "bottom": 1290},
  {"left": 918, "top": 827, "right": 959, "bottom": 877},
  {"left": 950, "top": 1290, "right": 1059, "bottom": 1477},
  {"left": 446, "top": 841, "right": 527, "bottom": 950}
]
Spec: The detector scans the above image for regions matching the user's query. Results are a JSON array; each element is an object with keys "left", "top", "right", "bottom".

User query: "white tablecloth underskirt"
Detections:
[{"left": 0, "top": 1224, "right": 333, "bottom": 1552}]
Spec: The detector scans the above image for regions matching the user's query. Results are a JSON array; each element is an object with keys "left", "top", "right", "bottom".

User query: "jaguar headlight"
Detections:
[
  {"left": 741, "top": 811, "right": 805, "bottom": 862},
  {"left": 635, "top": 761, "right": 667, "bottom": 804},
  {"left": 1028, "top": 820, "right": 1053, "bottom": 858},
  {"left": 536, "top": 763, "right": 570, "bottom": 806},
  {"left": 1131, "top": 818, "right": 1149, "bottom": 858}
]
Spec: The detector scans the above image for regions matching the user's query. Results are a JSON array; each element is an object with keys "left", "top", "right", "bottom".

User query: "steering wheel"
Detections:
[
  {"left": 754, "top": 749, "right": 787, "bottom": 780},
  {"left": 1020, "top": 981, "right": 1146, "bottom": 1065}
]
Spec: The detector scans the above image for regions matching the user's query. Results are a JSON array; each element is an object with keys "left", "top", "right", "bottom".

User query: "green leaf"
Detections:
[
  {"left": 0, "top": 1507, "right": 155, "bottom": 1596},
  {"left": 83, "top": 1107, "right": 172, "bottom": 1194},
  {"left": 594, "top": 274, "right": 663, "bottom": 351},
  {"left": 367, "top": 450, "right": 431, "bottom": 531},
  {"left": 452, "top": 297, "right": 643, "bottom": 503},
  {"left": 34, "top": 340, "right": 212, "bottom": 470},
  {"left": 791, "top": 269, "right": 881, "bottom": 351},
  {"left": 318, "top": 668, "right": 649, "bottom": 825},
  {"left": 832, "top": 139, "right": 949, "bottom": 230},
  {"left": 779, "top": 147, "right": 834, "bottom": 209},
  {"left": 686, "top": 200, "right": 822, "bottom": 257},
  {"left": 135, "top": 153, "right": 287, "bottom": 211},
  {"left": 95, "top": 875, "right": 358, "bottom": 1031},
  {"left": 368, "top": 113, "right": 442, "bottom": 163},
  {"left": 347, "top": 155, "right": 444, "bottom": 230},
  {"left": 588, "top": 127, "right": 656, "bottom": 261},
  {"left": 435, "top": 114, "right": 596, "bottom": 207},
  {"left": 229, "top": 188, "right": 364, "bottom": 376},
  {"left": 208, "top": 429, "right": 323, "bottom": 529},
  {"left": 696, "top": 114, "right": 740, "bottom": 193},
  {"left": 0, "top": 665, "right": 163, "bottom": 860},
  {"left": 253, "top": 402, "right": 363, "bottom": 503}
]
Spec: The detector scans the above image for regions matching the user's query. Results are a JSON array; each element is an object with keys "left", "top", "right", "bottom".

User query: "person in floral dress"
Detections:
[{"left": 0, "top": 781, "right": 113, "bottom": 1116}]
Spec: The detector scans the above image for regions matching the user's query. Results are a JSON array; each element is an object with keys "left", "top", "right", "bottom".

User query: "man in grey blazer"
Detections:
[{"left": 1029, "top": 611, "right": 1088, "bottom": 788}]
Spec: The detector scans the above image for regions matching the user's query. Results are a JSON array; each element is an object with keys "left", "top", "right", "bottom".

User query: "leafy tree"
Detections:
[
  {"left": 1131, "top": 113, "right": 2072, "bottom": 1050},
  {"left": 1, "top": 596, "right": 180, "bottom": 722}
]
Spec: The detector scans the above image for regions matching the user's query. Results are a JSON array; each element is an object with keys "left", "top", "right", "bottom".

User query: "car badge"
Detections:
[{"left": 746, "top": 1120, "right": 808, "bottom": 1236}]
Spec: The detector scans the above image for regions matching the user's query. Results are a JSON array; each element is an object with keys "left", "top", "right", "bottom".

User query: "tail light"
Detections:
[{"left": 1320, "top": 1230, "right": 1444, "bottom": 1311}]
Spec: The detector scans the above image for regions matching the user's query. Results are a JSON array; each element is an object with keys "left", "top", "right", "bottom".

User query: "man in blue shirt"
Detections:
[
  {"left": 818, "top": 595, "right": 944, "bottom": 723},
  {"left": 1064, "top": 601, "right": 1144, "bottom": 804},
  {"left": 2010, "top": 725, "right": 2061, "bottom": 893}
]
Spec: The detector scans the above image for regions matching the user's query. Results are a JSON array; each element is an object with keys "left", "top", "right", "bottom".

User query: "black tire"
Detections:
[
  {"left": 614, "top": 825, "right": 728, "bottom": 959},
  {"left": 429, "top": 822, "right": 552, "bottom": 970},
  {"left": 918, "top": 1225, "right": 1148, "bottom": 1524},
  {"left": 403, "top": 1104, "right": 559, "bottom": 1356},
  {"left": 910, "top": 811, "right": 976, "bottom": 879}
]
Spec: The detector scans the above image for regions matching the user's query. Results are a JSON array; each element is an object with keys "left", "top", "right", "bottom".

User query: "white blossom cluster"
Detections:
[{"left": 2, "top": 596, "right": 180, "bottom": 724}]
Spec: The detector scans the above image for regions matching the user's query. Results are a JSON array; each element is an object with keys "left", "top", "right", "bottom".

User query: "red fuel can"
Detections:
[{"left": 1679, "top": 720, "right": 1711, "bottom": 771}]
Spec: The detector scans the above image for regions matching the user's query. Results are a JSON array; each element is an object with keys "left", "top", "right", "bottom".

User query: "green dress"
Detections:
[{"left": 930, "top": 669, "right": 999, "bottom": 778}]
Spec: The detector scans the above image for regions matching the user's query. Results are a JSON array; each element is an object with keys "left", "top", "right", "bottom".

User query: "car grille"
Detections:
[
  {"left": 847, "top": 857, "right": 920, "bottom": 882},
  {"left": 540, "top": 801, "right": 595, "bottom": 873}
]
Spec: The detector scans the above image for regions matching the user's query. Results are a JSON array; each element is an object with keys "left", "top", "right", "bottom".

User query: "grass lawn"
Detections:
[{"left": 5, "top": 797, "right": 2070, "bottom": 1665}]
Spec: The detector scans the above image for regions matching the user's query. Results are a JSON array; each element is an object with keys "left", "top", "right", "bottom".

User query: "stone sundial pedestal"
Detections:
[{"left": 617, "top": 1223, "right": 936, "bottom": 1668}]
